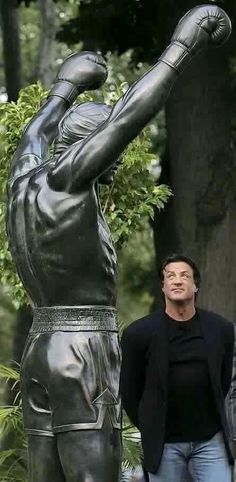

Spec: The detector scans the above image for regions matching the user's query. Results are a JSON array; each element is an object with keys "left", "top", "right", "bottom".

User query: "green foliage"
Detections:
[
  {"left": 122, "top": 418, "right": 142, "bottom": 471},
  {"left": 0, "top": 82, "right": 171, "bottom": 306},
  {"left": 0, "top": 365, "right": 23, "bottom": 438},
  {"left": 0, "top": 83, "right": 48, "bottom": 307},
  {"left": 0, "top": 405, "right": 23, "bottom": 437},
  {"left": 102, "top": 159, "right": 171, "bottom": 248},
  {"left": 0, "top": 83, "right": 48, "bottom": 195},
  {"left": 0, "top": 365, "right": 20, "bottom": 382},
  {"left": 0, "top": 365, "right": 27, "bottom": 482},
  {"left": 117, "top": 224, "right": 156, "bottom": 327}
]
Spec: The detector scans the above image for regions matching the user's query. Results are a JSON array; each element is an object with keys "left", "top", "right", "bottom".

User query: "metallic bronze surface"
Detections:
[
  {"left": 21, "top": 307, "right": 120, "bottom": 434},
  {"left": 30, "top": 305, "right": 118, "bottom": 332},
  {"left": 6, "top": 6, "right": 231, "bottom": 482}
]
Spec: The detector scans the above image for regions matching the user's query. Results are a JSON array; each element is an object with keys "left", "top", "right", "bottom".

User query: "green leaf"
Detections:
[{"left": 0, "top": 365, "right": 20, "bottom": 382}]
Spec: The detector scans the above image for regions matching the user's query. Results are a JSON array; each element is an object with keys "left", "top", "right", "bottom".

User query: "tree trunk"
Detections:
[
  {"left": 34, "top": 0, "right": 57, "bottom": 88},
  {"left": 154, "top": 46, "right": 236, "bottom": 320},
  {"left": 0, "top": 0, "right": 22, "bottom": 101}
]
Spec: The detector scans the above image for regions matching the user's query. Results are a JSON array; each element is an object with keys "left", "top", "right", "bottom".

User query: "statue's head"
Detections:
[{"left": 54, "top": 101, "right": 121, "bottom": 184}]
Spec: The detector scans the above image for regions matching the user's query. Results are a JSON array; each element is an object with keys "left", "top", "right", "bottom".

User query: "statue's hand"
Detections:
[
  {"left": 172, "top": 5, "right": 231, "bottom": 55},
  {"left": 55, "top": 51, "right": 108, "bottom": 91}
]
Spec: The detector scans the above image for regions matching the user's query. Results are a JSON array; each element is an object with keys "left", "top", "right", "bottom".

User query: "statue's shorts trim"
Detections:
[
  {"left": 30, "top": 306, "right": 119, "bottom": 333},
  {"left": 20, "top": 306, "right": 121, "bottom": 437}
]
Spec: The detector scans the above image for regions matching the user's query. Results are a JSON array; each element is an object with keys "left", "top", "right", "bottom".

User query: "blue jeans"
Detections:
[{"left": 149, "top": 432, "right": 233, "bottom": 482}]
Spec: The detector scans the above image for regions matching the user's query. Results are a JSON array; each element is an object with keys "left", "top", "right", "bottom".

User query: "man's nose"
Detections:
[{"left": 173, "top": 277, "right": 182, "bottom": 284}]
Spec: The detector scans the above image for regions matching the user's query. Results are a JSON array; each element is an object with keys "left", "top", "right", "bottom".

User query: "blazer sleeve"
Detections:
[
  {"left": 221, "top": 321, "right": 235, "bottom": 398},
  {"left": 225, "top": 323, "right": 236, "bottom": 442},
  {"left": 120, "top": 326, "right": 146, "bottom": 428}
]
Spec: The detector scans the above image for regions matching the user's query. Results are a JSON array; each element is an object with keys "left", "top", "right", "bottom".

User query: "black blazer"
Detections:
[{"left": 120, "top": 308, "right": 235, "bottom": 473}]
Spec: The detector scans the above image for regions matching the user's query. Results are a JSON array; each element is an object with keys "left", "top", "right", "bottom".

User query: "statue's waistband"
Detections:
[{"left": 30, "top": 306, "right": 118, "bottom": 333}]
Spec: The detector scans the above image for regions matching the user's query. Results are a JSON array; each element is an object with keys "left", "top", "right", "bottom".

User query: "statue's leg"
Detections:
[
  {"left": 21, "top": 334, "right": 65, "bottom": 481},
  {"left": 52, "top": 329, "right": 122, "bottom": 482},
  {"left": 21, "top": 313, "right": 121, "bottom": 482},
  {"left": 57, "top": 415, "right": 121, "bottom": 482},
  {"left": 27, "top": 435, "right": 65, "bottom": 482}
]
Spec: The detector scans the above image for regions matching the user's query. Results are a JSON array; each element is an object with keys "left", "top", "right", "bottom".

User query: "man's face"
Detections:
[
  {"left": 162, "top": 261, "right": 197, "bottom": 303},
  {"left": 99, "top": 157, "right": 122, "bottom": 185}
]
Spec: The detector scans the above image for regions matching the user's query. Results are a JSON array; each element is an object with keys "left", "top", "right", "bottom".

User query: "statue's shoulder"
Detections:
[{"left": 8, "top": 154, "right": 50, "bottom": 195}]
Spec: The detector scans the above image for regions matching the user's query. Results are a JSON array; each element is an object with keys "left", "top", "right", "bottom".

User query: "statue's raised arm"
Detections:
[
  {"left": 48, "top": 5, "right": 231, "bottom": 192},
  {"left": 9, "top": 52, "right": 107, "bottom": 181}
]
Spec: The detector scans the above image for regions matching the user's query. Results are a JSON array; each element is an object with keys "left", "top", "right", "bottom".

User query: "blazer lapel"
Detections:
[
  {"left": 198, "top": 312, "right": 221, "bottom": 390},
  {"left": 153, "top": 311, "right": 168, "bottom": 396}
]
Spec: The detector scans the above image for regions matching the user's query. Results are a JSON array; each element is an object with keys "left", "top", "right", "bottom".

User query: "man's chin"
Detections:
[
  {"left": 170, "top": 294, "right": 195, "bottom": 305},
  {"left": 170, "top": 293, "right": 187, "bottom": 302}
]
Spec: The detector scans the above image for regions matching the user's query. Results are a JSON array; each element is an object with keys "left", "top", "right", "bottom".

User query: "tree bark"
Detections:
[
  {"left": 154, "top": 46, "right": 236, "bottom": 320},
  {"left": 0, "top": 0, "right": 22, "bottom": 101},
  {"left": 34, "top": 0, "right": 57, "bottom": 88}
]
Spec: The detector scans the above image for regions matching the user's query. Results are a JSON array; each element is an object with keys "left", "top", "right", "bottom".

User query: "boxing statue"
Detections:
[{"left": 6, "top": 5, "right": 231, "bottom": 482}]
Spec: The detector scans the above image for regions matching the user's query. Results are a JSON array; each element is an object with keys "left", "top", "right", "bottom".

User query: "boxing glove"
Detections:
[
  {"left": 49, "top": 51, "right": 108, "bottom": 104},
  {"left": 160, "top": 5, "right": 231, "bottom": 74}
]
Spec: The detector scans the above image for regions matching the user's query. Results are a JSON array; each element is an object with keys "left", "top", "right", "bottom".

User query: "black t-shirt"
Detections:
[{"left": 165, "top": 312, "right": 221, "bottom": 442}]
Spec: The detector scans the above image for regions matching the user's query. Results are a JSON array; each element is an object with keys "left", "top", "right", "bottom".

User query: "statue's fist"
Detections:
[
  {"left": 55, "top": 51, "right": 108, "bottom": 91},
  {"left": 172, "top": 5, "right": 231, "bottom": 55}
]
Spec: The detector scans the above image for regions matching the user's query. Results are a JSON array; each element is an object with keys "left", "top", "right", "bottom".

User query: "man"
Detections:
[
  {"left": 7, "top": 5, "right": 231, "bottom": 482},
  {"left": 121, "top": 254, "right": 235, "bottom": 482}
]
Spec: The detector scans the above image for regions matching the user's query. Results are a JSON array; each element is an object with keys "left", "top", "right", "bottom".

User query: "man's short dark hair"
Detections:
[{"left": 158, "top": 253, "right": 201, "bottom": 289}]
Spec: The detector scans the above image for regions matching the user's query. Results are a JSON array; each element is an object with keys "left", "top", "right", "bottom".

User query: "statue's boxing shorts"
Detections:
[{"left": 20, "top": 306, "right": 121, "bottom": 436}]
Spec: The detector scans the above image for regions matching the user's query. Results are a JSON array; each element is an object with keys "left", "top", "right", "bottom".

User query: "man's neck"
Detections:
[{"left": 165, "top": 301, "right": 196, "bottom": 321}]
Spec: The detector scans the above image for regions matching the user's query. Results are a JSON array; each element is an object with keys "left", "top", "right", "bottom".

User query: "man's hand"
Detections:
[
  {"left": 172, "top": 5, "right": 231, "bottom": 55},
  {"left": 55, "top": 51, "right": 108, "bottom": 91}
]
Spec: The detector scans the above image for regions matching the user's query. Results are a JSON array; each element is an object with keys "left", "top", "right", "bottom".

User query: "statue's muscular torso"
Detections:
[{"left": 7, "top": 155, "right": 117, "bottom": 307}]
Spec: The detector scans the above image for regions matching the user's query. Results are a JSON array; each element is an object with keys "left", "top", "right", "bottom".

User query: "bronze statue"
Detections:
[{"left": 6, "top": 5, "right": 231, "bottom": 482}]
